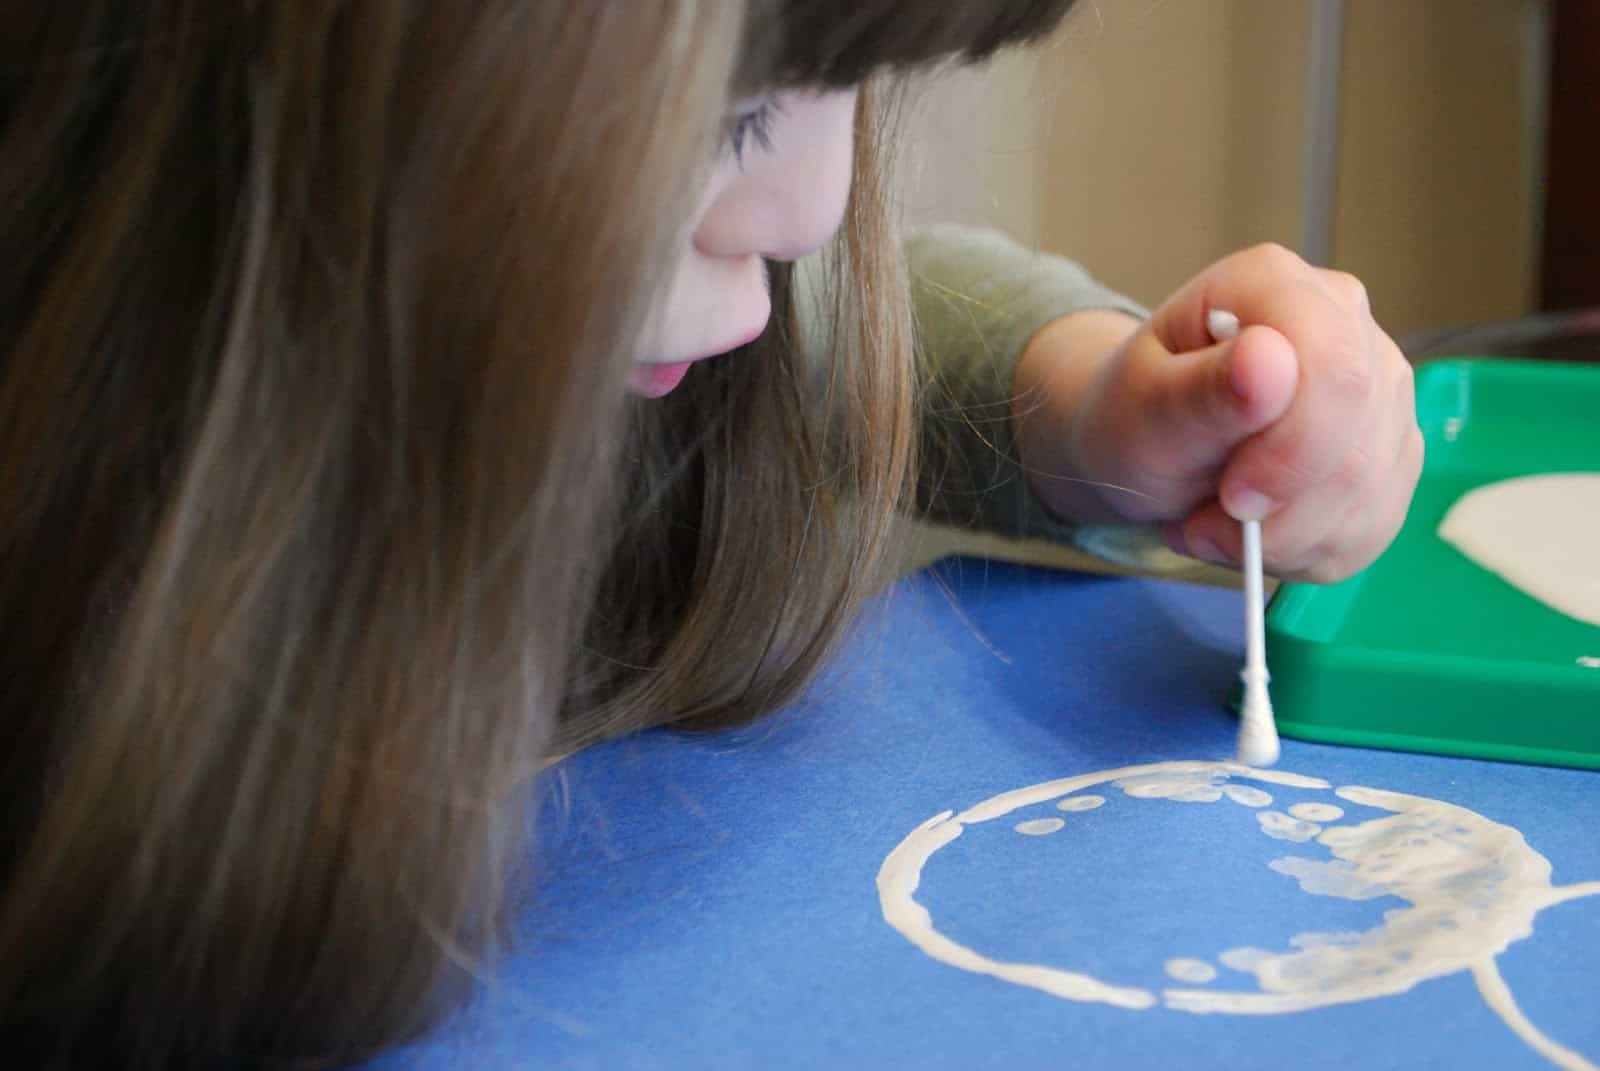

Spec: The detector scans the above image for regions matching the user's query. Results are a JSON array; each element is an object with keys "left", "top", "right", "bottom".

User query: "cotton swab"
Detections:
[{"left": 1204, "top": 308, "right": 1280, "bottom": 767}]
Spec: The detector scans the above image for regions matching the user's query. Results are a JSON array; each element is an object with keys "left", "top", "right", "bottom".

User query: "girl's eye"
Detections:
[{"left": 724, "top": 97, "right": 779, "bottom": 165}]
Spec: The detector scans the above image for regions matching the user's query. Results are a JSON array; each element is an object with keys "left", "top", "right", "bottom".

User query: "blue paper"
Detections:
[{"left": 361, "top": 558, "right": 1600, "bottom": 1070}]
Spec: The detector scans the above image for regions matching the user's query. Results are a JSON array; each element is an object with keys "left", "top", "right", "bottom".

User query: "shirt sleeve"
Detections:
[{"left": 907, "top": 222, "right": 1147, "bottom": 542}]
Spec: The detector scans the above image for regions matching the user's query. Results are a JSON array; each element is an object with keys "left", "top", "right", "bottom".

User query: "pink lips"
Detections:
[
  {"left": 629, "top": 321, "right": 768, "bottom": 399},
  {"left": 628, "top": 361, "right": 694, "bottom": 398}
]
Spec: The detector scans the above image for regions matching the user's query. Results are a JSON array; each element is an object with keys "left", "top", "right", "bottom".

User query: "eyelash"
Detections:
[{"left": 725, "top": 99, "right": 779, "bottom": 164}]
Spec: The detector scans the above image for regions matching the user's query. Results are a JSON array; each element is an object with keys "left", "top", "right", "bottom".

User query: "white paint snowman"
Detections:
[{"left": 879, "top": 761, "right": 1600, "bottom": 1070}]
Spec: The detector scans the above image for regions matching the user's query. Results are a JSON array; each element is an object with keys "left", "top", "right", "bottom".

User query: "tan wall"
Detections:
[
  {"left": 904, "top": 0, "right": 1545, "bottom": 337},
  {"left": 1335, "top": 0, "right": 1544, "bottom": 330}
]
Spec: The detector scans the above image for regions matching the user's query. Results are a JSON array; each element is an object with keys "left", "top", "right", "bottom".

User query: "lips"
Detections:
[
  {"left": 627, "top": 361, "right": 694, "bottom": 398},
  {"left": 629, "top": 320, "right": 769, "bottom": 398}
]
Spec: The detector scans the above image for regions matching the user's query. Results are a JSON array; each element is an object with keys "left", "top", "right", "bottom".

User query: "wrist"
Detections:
[{"left": 1013, "top": 309, "right": 1142, "bottom": 525}]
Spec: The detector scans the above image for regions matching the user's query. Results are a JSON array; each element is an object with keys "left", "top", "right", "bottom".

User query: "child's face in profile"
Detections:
[{"left": 630, "top": 87, "right": 859, "bottom": 398}]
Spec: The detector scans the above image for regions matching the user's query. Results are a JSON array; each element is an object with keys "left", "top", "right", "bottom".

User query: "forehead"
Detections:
[{"left": 734, "top": 0, "right": 1078, "bottom": 94}]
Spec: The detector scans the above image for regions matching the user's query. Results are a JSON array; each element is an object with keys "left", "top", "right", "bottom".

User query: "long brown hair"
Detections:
[
  {"left": 0, "top": 1, "right": 1074, "bottom": 1066},
  {"left": 566, "top": 1, "right": 1078, "bottom": 747}
]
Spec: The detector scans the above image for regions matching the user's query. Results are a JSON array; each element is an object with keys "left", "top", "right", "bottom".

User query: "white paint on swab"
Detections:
[
  {"left": 1205, "top": 308, "right": 1241, "bottom": 346},
  {"left": 1205, "top": 308, "right": 1280, "bottom": 767}
]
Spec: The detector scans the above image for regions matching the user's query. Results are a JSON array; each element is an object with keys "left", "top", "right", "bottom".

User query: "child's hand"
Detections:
[{"left": 1019, "top": 244, "right": 1423, "bottom": 583}]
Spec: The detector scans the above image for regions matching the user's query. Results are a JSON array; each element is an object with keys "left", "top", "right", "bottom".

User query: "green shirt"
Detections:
[{"left": 907, "top": 223, "right": 1147, "bottom": 542}]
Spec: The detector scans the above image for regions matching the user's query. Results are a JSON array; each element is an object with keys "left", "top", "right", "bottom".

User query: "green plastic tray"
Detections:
[{"left": 1263, "top": 358, "right": 1600, "bottom": 769}]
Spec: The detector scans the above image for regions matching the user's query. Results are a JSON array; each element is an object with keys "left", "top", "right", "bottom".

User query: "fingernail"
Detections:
[{"left": 1227, "top": 487, "right": 1275, "bottom": 522}]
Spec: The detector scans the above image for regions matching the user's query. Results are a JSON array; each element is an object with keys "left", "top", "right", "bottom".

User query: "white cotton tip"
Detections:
[
  {"left": 1206, "top": 308, "right": 1241, "bottom": 343},
  {"left": 1236, "top": 680, "right": 1280, "bottom": 768}
]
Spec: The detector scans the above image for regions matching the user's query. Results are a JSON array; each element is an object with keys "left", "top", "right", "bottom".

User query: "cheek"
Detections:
[
  {"left": 771, "top": 89, "right": 858, "bottom": 258},
  {"left": 632, "top": 89, "right": 857, "bottom": 363},
  {"left": 691, "top": 89, "right": 859, "bottom": 263},
  {"left": 802, "top": 141, "right": 853, "bottom": 252}
]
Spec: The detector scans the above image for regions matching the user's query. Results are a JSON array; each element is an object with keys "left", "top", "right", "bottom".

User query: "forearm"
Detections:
[
  {"left": 1012, "top": 308, "right": 1143, "bottom": 526},
  {"left": 905, "top": 223, "right": 1147, "bottom": 540}
]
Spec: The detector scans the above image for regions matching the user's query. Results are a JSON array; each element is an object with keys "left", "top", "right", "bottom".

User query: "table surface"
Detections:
[{"left": 362, "top": 557, "right": 1600, "bottom": 1071}]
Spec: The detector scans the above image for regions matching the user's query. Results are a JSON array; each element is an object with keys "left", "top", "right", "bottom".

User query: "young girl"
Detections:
[{"left": 0, "top": 0, "right": 1420, "bottom": 1066}]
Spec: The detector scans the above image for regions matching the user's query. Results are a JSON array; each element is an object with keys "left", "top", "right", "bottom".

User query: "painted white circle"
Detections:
[{"left": 877, "top": 759, "right": 1600, "bottom": 1051}]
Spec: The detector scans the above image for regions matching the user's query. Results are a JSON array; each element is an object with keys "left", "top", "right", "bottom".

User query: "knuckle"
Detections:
[
  {"left": 1394, "top": 354, "right": 1417, "bottom": 404},
  {"left": 1256, "top": 437, "right": 1336, "bottom": 498},
  {"left": 1266, "top": 527, "right": 1325, "bottom": 580},
  {"left": 1302, "top": 518, "right": 1371, "bottom": 583},
  {"left": 1299, "top": 457, "right": 1420, "bottom": 584},
  {"left": 1324, "top": 342, "right": 1375, "bottom": 402},
  {"left": 1331, "top": 441, "right": 1375, "bottom": 497},
  {"left": 1245, "top": 241, "right": 1307, "bottom": 277},
  {"left": 1324, "top": 270, "right": 1371, "bottom": 313}
]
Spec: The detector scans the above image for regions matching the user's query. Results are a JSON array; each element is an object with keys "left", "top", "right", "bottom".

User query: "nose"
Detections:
[{"left": 693, "top": 89, "right": 859, "bottom": 264}]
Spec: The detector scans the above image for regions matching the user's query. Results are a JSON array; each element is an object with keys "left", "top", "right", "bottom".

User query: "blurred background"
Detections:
[
  {"left": 904, "top": 0, "right": 1551, "bottom": 335},
  {"left": 894, "top": 0, "right": 1582, "bottom": 577}
]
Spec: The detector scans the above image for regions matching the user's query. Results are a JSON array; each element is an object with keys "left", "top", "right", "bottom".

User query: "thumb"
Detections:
[{"left": 1154, "top": 322, "right": 1298, "bottom": 459}]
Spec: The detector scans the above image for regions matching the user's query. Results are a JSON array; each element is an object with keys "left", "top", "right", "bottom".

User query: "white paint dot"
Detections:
[
  {"left": 1256, "top": 810, "right": 1322, "bottom": 843},
  {"left": 1057, "top": 795, "right": 1106, "bottom": 813},
  {"left": 1223, "top": 784, "right": 1273, "bottom": 808},
  {"left": 1164, "top": 958, "right": 1218, "bottom": 984},
  {"left": 1015, "top": 818, "right": 1065, "bottom": 836},
  {"left": 1219, "top": 947, "right": 1271, "bottom": 973},
  {"left": 1288, "top": 802, "right": 1345, "bottom": 823}
]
